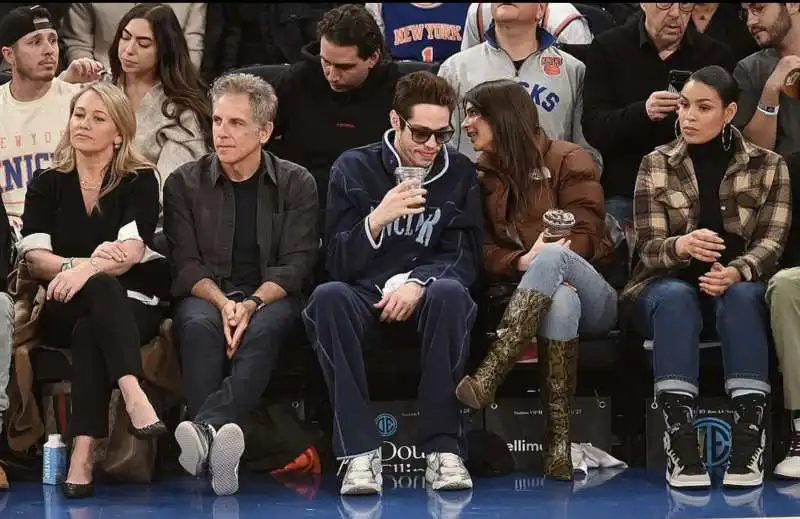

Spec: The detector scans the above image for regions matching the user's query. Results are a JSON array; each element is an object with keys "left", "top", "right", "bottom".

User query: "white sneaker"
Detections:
[
  {"left": 425, "top": 453, "right": 473, "bottom": 491},
  {"left": 774, "top": 432, "right": 800, "bottom": 479},
  {"left": 208, "top": 423, "right": 245, "bottom": 496},
  {"left": 340, "top": 449, "right": 383, "bottom": 496}
]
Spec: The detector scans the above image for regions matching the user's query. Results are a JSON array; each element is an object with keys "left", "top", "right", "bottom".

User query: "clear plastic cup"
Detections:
[
  {"left": 394, "top": 166, "right": 427, "bottom": 186},
  {"left": 395, "top": 167, "right": 427, "bottom": 209}
]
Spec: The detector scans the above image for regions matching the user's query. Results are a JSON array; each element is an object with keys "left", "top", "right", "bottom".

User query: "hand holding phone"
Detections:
[
  {"left": 646, "top": 91, "right": 680, "bottom": 121},
  {"left": 667, "top": 69, "right": 692, "bottom": 94}
]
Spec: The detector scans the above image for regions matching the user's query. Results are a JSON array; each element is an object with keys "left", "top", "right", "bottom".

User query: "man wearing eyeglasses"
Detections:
[
  {"left": 740, "top": 3, "right": 800, "bottom": 483},
  {"left": 581, "top": 2, "right": 734, "bottom": 227},
  {"left": 302, "top": 71, "right": 483, "bottom": 496},
  {"left": 734, "top": 3, "right": 800, "bottom": 156}
]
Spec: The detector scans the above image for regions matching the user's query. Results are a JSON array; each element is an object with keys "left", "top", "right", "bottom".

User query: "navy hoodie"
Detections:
[{"left": 325, "top": 130, "right": 483, "bottom": 295}]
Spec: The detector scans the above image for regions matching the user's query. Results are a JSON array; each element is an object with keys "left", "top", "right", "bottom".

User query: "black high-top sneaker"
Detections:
[
  {"left": 774, "top": 411, "right": 800, "bottom": 479},
  {"left": 724, "top": 393, "right": 767, "bottom": 488},
  {"left": 658, "top": 392, "right": 711, "bottom": 489}
]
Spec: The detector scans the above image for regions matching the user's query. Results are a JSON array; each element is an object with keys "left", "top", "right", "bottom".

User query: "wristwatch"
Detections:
[
  {"left": 60, "top": 257, "right": 74, "bottom": 272},
  {"left": 244, "top": 295, "right": 265, "bottom": 311},
  {"left": 757, "top": 102, "right": 779, "bottom": 116}
]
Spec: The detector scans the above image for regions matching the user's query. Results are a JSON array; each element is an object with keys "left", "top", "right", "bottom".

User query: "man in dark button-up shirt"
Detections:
[
  {"left": 581, "top": 5, "right": 734, "bottom": 227},
  {"left": 163, "top": 72, "right": 318, "bottom": 497}
]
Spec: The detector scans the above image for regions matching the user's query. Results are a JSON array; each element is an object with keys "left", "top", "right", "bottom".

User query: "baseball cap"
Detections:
[{"left": 0, "top": 5, "right": 56, "bottom": 49}]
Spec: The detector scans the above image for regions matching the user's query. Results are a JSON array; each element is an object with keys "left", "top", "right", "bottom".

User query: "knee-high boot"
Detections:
[
  {"left": 455, "top": 288, "right": 552, "bottom": 409},
  {"left": 541, "top": 337, "right": 579, "bottom": 480}
]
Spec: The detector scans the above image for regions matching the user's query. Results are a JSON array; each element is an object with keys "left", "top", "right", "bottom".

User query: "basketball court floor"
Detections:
[{"left": 2, "top": 468, "right": 800, "bottom": 518}]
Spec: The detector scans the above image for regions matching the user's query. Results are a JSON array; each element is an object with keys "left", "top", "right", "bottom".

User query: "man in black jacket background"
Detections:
[
  {"left": 581, "top": 5, "right": 734, "bottom": 227},
  {"left": 267, "top": 4, "right": 401, "bottom": 230}
]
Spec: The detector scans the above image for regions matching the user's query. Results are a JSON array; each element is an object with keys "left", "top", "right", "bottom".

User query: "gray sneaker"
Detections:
[
  {"left": 209, "top": 423, "right": 245, "bottom": 496},
  {"left": 175, "top": 421, "right": 215, "bottom": 477}
]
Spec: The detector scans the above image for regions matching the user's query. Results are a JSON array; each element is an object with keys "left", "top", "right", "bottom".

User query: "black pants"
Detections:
[
  {"left": 302, "top": 279, "right": 477, "bottom": 459},
  {"left": 174, "top": 296, "right": 302, "bottom": 429},
  {"left": 39, "top": 274, "right": 162, "bottom": 438}
]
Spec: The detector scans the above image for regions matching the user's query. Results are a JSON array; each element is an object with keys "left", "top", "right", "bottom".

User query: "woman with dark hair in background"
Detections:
[
  {"left": 625, "top": 65, "right": 790, "bottom": 489},
  {"left": 109, "top": 3, "right": 211, "bottom": 188},
  {"left": 455, "top": 79, "right": 617, "bottom": 481}
]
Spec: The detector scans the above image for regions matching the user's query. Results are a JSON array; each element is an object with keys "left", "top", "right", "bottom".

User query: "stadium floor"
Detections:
[{"left": 3, "top": 468, "right": 800, "bottom": 518}]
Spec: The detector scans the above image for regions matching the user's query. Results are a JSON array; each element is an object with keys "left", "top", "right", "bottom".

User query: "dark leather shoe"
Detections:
[
  {"left": 63, "top": 482, "right": 93, "bottom": 499},
  {"left": 129, "top": 420, "right": 168, "bottom": 440}
]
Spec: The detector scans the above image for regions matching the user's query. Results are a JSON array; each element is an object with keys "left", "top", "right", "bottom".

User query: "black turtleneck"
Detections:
[
  {"left": 689, "top": 133, "right": 733, "bottom": 236},
  {"left": 678, "top": 133, "right": 738, "bottom": 286}
]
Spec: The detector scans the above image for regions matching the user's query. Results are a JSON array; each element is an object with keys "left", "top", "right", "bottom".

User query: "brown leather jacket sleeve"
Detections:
[{"left": 556, "top": 147, "right": 607, "bottom": 262}]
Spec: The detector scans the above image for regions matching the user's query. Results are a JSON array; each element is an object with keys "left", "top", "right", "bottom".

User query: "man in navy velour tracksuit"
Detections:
[{"left": 302, "top": 71, "right": 483, "bottom": 496}]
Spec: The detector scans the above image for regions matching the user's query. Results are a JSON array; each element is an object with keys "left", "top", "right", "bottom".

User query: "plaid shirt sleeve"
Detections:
[
  {"left": 728, "top": 156, "right": 792, "bottom": 281},
  {"left": 633, "top": 154, "right": 691, "bottom": 271}
]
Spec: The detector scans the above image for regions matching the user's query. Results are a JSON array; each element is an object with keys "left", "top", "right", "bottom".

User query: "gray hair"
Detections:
[{"left": 210, "top": 73, "right": 277, "bottom": 128}]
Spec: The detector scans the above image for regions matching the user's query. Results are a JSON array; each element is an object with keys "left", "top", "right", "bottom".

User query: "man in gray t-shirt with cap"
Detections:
[{"left": 734, "top": 3, "right": 800, "bottom": 156}]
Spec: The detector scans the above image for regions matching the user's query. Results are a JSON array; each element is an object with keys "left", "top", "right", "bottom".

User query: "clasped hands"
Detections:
[
  {"left": 675, "top": 228, "right": 741, "bottom": 297},
  {"left": 221, "top": 299, "right": 259, "bottom": 359}
]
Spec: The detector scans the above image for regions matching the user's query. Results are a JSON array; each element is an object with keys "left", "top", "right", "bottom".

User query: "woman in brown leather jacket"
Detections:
[{"left": 455, "top": 79, "right": 617, "bottom": 480}]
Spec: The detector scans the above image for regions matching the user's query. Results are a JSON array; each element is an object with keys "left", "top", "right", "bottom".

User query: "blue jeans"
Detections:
[
  {"left": 634, "top": 278, "right": 771, "bottom": 396},
  {"left": 174, "top": 296, "right": 303, "bottom": 428},
  {"left": 519, "top": 244, "right": 618, "bottom": 340}
]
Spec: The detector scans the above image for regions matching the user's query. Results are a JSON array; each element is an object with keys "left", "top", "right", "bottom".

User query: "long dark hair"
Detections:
[
  {"left": 463, "top": 79, "right": 546, "bottom": 217},
  {"left": 109, "top": 3, "right": 212, "bottom": 143}
]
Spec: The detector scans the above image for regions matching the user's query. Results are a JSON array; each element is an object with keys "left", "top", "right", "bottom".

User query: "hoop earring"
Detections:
[
  {"left": 674, "top": 119, "right": 681, "bottom": 140},
  {"left": 722, "top": 123, "right": 732, "bottom": 152}
]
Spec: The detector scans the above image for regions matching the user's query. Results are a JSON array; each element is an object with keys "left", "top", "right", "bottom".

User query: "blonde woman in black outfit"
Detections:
[{"left": 16, "top": 81, "right": 168, "bottom": 499}]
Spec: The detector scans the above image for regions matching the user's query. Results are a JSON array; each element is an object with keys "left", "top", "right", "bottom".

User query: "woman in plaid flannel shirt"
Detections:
[{"left": 624, "top": 66, "right": 791, "bottom": 490}]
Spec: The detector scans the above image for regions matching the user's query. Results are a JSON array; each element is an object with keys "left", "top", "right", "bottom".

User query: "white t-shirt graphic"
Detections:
[{"left": 0, "top": 78, "right": 83, "bottom": 230}]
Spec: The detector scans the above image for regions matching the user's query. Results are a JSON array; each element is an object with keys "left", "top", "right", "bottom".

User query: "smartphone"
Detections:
[{"left": 668, "top": 70, "right": 692, "bottom": 94}]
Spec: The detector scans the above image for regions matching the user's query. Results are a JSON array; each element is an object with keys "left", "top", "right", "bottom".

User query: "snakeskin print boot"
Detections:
[
  {"left": 455, "top": 288, "right": 552, "bottom": 409},
  {"left": 541, "top": 337, "right": 579, "bottom": 480}
]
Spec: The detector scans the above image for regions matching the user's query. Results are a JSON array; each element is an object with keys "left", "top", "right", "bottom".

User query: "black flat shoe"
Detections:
[
  {"left": 129, "top": 420, "right": 168, "bottom": 440},
  {"left": 63, "top": 482, "right": 93, "bottom": 499}
]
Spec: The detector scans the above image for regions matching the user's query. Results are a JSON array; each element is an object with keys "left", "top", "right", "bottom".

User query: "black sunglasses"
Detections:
[{"left": 400, "top": 116, "right": 454, "bottom": 145}]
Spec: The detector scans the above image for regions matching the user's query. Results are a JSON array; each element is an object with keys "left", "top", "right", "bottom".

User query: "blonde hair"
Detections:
[{"left": 52, "top": 81, "right": 155, "bottom": 200}]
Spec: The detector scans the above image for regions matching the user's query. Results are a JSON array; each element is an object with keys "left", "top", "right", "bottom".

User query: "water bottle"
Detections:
[{"left": 42, "top": 434, "right": 67, "bottom": 485}]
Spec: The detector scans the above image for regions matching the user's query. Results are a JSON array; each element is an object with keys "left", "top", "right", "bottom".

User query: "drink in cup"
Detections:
[
  {"left": 783, "top": 68, "right": 800, "bottom": 100},
  {"left": 542, "top": 209, "right": 576, "bottom": 243},
  {"left": 395, "top": 166, "right": 427, "bottom": 209}
]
